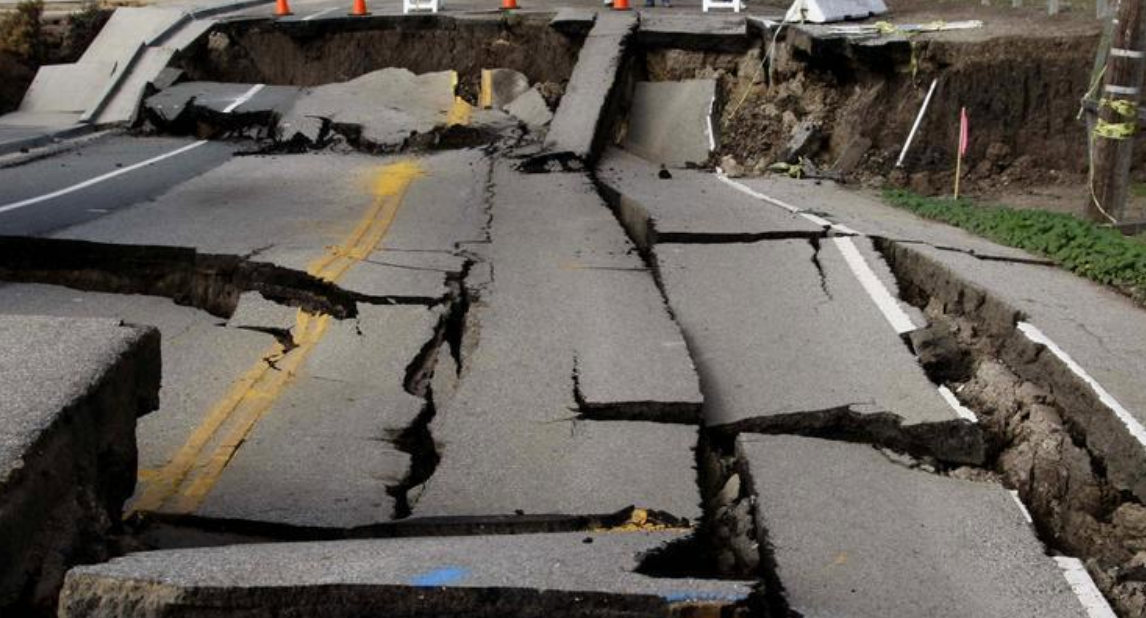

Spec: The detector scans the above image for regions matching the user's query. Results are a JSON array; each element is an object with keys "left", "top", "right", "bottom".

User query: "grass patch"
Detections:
[{"left": 883, "top": 189, "right": 1146, "bottom": 303}]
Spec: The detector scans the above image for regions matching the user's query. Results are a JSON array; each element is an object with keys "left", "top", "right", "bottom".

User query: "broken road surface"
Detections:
[{"left": 0, "top": 6, "right": 1134, "bottom": 617}]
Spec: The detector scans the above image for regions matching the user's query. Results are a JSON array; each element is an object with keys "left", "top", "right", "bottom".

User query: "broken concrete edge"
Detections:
[
  {"left": 876, "top": 238, "right": 1146, "bottom": 501},
  {"left": 57, "top": 573, "right": 742, "bottom": 618},
  {"left": 874, "top": 237, "right": 1146, "bottom": 615},
  {"left": 0, "top": 236, "right": 455, "bottom": 323},
  {"left": 0, "top": 321, "right": 160, "bottom": 615},
  {"left": 571, "top": 354, "right": 702, "bottom": 425},
  {"left": 0, "top": 123, "right": 107, "bottom": 158},
  {"left": 127, "top": 505, "right": 688, "bottom": 543},
  {"left": 533, "top": 15, "right": 637, "bottom": 172},
  {"left": 713, "top": 406, "right": 985, "bottom": 467}
]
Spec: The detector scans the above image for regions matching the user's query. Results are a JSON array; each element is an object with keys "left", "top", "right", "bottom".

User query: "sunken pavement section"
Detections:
[{"left": 0, "top": 5, "right": 1143, "bottom": 618}]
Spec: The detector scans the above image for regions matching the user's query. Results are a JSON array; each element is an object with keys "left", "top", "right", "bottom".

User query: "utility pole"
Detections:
[{"left": 1090, "top": 0, "right": 1146, "bottom": 223}]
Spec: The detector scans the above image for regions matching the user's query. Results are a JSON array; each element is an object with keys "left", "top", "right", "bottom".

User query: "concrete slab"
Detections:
[
  {"left": 143, "top": 82, "right": 301, "bottom": 123},
  {"left": 574, "top": 268, "right": 703, "bottom": 423},
  {"left": 194, "top": 305, "right": 441, "bottom": 527},
  {"left": 415, "top": 164, "right": 702, "bottom": 521},
  {"left": 0, "top": 283, "right": 277, "bottom": 474},
  {"left": 60, "top": 532, "right": 752, "bottom": 617},
  {"left": 279, "top": 68, "right": 458, "bottom": 147},
  {"left": 738, "top": 434, "right": 1086, "bottom": 617},
  {"left": 225, "top": 291, "right": 299, "bottom": 331},
  {"left": 545, "top": 12, "right": 636, "bottom": 163},
  {"left": 18, "top": 63, "right": 113, "bottom": 114},
  {"left": 597, "top": 147, "right": 823, "bottom": 248},
  {"left": 505, "top": 86, "right": 553, "bottom": 128},
  {"left": 92, "top": 20, "right": 216, "bottom": 125},
  {"left": 656, "top": 240, "right": 980, "bottom": 462},
  {"left": 623, "top": 79, "right": 717, "bottom": 168},
  {"left": 480, "top": 68, "right": 530, "bottom": 110},
  {"left": 78, "top": 7, "right": 188, "bottom": 64},
  {"left": 0, "top": 314, "right": 159, "bottom": 614}
]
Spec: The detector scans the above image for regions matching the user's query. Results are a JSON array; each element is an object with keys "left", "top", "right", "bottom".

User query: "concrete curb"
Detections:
[{"left": 0, "top": 123, "right": 100, "bottom": 157}]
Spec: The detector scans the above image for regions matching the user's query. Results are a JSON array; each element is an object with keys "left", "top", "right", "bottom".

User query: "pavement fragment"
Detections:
[
  {"left": 0, "top": 314, "right": 159, "bottom": 615},
  {"left": 59, "top": 532, "right": 752, "bottom": 618},
  {"left": 623, "top": 80, "right": 717, "bottom": 169},
  {"left": 738, "top": 434, "right": 1088, "bottom": 617}
]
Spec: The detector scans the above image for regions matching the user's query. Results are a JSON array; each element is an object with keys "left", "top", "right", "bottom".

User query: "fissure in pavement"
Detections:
[
  {"left": 875, "top": 236, "right": 1146, "bottom": 616},
  {"left": 0, "top": 236, "right": 445, "bottom": 320}
]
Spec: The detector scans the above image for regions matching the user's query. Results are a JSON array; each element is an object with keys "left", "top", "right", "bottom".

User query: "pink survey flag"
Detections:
[{"left": 959, "top": 107, "right": 969, "bottom": 157}]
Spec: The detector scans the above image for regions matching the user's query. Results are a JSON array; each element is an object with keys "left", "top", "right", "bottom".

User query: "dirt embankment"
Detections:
[
  {"left": 174, "top": 15, "right": 583, "bottom": 105},
  {"left": 647, "top": 9, "right": 1119, "bottom": 199}
]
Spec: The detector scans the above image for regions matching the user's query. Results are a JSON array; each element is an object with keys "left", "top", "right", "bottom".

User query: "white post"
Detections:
[{"left": 896, "top": 78, "right": 939, "bottom": 168}]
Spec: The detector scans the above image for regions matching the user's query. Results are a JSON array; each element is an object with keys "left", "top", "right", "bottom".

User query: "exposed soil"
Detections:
[
  {"left": 643, "top": 1, "right": 1135, "bottom": 212},
  {"left": 174, "top": 14, "right": 583, "bottom": 107},
  {"left": 879, "top": 237, "right": 1146, "bottom": 617}
]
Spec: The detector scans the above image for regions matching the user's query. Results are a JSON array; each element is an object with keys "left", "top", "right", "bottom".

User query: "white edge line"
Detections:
[
  {"left": 1017, "top": 322, "right": 1146, "bottom": 449},
  {"left": 937, "top": 385, "right": 978, "bottom": 423},
  {"left": 716, "top": 173, "right": 801, "bottom": 214},
  {"left": 705, "top": 91, "right": 717, "bottom": 153},
  {"left": 1054, "top": 556, "right": 1118, "bottom": 618},
  {"left": 301, "top": 6, "right": 338, "bottom": 20},
  {"left": 1007, "top": 489, "right": 1034, "bottom": 524},
  {"left": 0, "top": 140, "right": 209, "bottom": 215},
  {"left": 221, "top": 83, "right": 265, "bottom": 114},
  {"left": 833, "top": 236, "right": 918, "bottom": 335}
]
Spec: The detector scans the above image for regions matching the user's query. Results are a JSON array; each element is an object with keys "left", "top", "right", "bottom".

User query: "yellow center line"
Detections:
[
  {"left": 130, "top": 159, "right": 425, "bottom": 517},
  {"left": 446, "top": 70, "right": 473, "bottom": 127}
]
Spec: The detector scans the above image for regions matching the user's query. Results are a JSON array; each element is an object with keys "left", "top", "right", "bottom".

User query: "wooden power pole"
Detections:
[{"left": 1091, "top": 0, "right": 1146, "bottom": 223}]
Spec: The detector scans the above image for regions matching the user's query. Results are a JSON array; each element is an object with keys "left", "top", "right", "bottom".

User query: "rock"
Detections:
[
  {"left": 986, "top": 141, "right": 1012, "bottom": 164},
  {"left": 780, "top": 119, "right": 822, "bottom": 163},
  {"left": 717, "top": 474, "right": 741, "bottom": 506},
  {"left": 504, "top": 86, "right": 553, "bottom": 129},
  {"left": 480, "top": 68, "right": 531, "bottom": 110},
  {"left": 721, "top": 155, "right": 744, "bottom": 178}
]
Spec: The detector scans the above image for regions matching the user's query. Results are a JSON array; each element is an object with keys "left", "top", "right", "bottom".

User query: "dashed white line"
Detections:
[
  {"left": 937, "top": 385, "right": 978, "bottom": 423},
  {"left": 0, "top": 140, "right": 208, "bottom": 215},
  {"left": 221, "top": 83, "right": 265, "bottom": 114},
  {"left": 832, "top": 236, "right": 918, "bottom": 335},
  {"left": 1054, "top": 556, "right": 1118, "bottom": 618},
  {"left": 1018, "top": 321, "right": 1146, "bottom": 449}
]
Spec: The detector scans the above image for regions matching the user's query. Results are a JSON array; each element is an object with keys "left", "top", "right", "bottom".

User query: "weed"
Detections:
[
  {"left": 883, "top": 189, "right": 1146, "bottom": 303},
  {"left": 0, "top": 0, "right": 44, "bottom": 61}
]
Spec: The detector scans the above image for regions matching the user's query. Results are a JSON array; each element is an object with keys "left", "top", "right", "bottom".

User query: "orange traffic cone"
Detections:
[
  {"left": 349, "top": 0, "right": 370, "bottom": 16},
  {"left": 612, "top": 0, "right": 630, "bottom": 10},
  {"left": 274, "top": 0, "right": 292, "bottom": 16},
  {"left": 500, "top": 0, "right": 518, "bottom": 9}
]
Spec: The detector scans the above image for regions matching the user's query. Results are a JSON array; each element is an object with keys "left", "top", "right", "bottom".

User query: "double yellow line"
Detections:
[{"left": 131, "top": 160, "right": 425, "bottom": 517}]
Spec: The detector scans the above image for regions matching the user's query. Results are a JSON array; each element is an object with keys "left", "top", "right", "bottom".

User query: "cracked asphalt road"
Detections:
[{"left": 1, "top": 16, "right": 1140, "bottom": 616}]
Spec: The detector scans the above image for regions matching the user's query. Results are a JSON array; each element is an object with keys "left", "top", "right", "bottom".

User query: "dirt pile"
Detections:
[
  {"left": 645, "top": 21, "right": 1120, "bottom": 197},
  {"left": 175, "top": 15, "right": 582, "bottom": 108}
]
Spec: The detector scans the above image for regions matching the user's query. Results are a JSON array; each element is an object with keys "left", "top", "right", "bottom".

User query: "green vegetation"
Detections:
[
  {"left": 0, "top": 0, "right": 44, "bottom": 60},
  {"left": 883, "top": 189, "right": 1146, "bottom": 303}
]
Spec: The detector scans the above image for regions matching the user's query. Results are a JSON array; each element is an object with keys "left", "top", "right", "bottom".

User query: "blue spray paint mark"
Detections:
[
  {"left": 409, "top": 566, "right": 470, "bottom": 587},
  {"left": 660, "top": 590, "right": 749, "bottom": 603}
]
